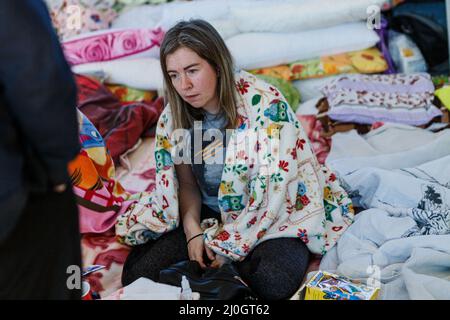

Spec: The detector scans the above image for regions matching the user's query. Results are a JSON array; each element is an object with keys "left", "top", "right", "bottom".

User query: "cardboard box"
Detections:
[{"left": 303, "top": 271, "right": 379, "bottom": 300}]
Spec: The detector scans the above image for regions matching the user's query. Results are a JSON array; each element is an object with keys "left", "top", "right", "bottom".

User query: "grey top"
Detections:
[{"left": 190, "top": 110, "right": 228, "bottom": 213}]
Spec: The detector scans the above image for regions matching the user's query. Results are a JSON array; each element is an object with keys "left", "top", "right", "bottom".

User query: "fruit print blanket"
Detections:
[{"left": 116, "top": 70, "right": 354, "bottom": 261}]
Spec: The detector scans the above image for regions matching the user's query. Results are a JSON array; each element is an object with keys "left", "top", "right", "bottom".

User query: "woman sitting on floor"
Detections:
[{"left": 118, "top": 19, "right": 354, "bottom": 300}]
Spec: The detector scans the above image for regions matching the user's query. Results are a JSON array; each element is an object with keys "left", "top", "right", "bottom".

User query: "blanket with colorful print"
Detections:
[
  {"left": 116, "top": 70, "right": 354, "bottom": 261},
  {"left": 70, "top": 110, "right": 135, "bottom": 234}
]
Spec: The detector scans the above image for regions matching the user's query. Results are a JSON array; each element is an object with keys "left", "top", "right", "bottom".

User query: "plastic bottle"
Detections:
[
  {"left": 180, "top": 276, "right": 193, "bottom": 300},
  {"left": 388, "top": 30, "right": 427, "bottom": 73}
]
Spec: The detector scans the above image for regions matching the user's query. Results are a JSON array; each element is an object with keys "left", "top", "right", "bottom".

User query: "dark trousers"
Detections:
[
  {"left": 122, "top": 205, "right": 310, "bottom": 300},
  {"left": 0, "top": 188, "right": 81, "bottom": 300}
]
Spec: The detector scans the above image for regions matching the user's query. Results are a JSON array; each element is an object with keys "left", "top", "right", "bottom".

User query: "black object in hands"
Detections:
[{"left": 159, "top": 260, "right": 258, "bottom": 300}]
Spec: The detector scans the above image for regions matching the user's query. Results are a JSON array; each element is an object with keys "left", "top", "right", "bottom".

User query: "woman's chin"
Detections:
[{"left": 187, "top": 102, "right": 204, "bottom": 109}]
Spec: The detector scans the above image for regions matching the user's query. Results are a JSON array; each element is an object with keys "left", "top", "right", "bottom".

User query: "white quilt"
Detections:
[{"left": 321, "top": 124, "right": 450, "bottom": 299}]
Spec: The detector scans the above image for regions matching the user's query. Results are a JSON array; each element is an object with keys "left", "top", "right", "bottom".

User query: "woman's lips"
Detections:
[{"left": 185, "top": 94, "right": 199, "bottom": 100}]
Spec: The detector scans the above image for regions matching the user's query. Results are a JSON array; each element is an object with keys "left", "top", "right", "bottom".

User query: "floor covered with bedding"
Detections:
[{"left": 43, "top": 0, "right": 450, "bottom": 300}]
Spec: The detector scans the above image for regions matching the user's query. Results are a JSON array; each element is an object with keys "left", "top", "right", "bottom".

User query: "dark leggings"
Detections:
[{"left": 122, "top": 205, "right": 310, "bottom": 300}]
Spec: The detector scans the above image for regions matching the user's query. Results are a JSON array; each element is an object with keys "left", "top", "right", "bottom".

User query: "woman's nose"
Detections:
[{"left": 180, "top": 74, "right": 192, "bottom": 90}]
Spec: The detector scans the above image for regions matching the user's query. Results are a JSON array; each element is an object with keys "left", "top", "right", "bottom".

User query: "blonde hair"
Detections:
[{"left": 160, "top": 19, "right": 238, "bottom": 130}]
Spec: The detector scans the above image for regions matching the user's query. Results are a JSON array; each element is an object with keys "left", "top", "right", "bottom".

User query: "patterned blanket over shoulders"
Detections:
[{"left": 116, "top": 70, "right": 354, "bottom": 261}]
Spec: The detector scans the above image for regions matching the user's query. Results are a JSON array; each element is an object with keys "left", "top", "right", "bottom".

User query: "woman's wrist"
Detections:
[
  {"left": 183, "top": 219, "right": 202, "bottom": 240},
  {"left": 186, "top": 232, "right": 204, "bottom": 246}
]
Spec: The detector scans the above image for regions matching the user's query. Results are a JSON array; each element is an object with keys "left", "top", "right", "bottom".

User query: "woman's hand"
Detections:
[
  {"left": 209, "top": 254, "right": 231, "bottom": 269},
  {"left": 187, "top": 234, "right": 216, "bottom": 269}
]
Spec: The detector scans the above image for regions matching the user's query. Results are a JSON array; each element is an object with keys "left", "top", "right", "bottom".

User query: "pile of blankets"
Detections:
[{"left": 321, "top": 123, "right": 450, "bottom": 299}]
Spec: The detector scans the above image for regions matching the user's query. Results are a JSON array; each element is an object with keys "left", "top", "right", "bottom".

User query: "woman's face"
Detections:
[{"left": 166, "top": 46, "right": 220, "bottom": 113}]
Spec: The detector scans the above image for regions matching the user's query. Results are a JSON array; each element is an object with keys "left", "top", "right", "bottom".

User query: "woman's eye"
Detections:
[
  {"left": 169, "top": 74, "right": 178, "bottom": 80},
  {"left": 187, "top": 69, "right": 197, "bottom": 75}
]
